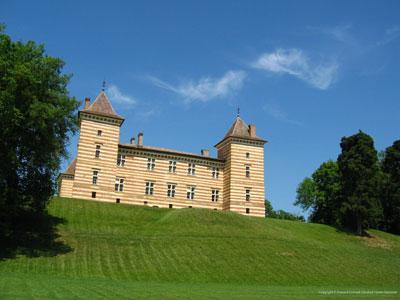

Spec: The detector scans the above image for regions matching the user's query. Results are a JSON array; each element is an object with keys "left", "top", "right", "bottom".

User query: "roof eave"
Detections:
[
  {"left": 79, "top": 110, "right": 125, "bottom": 123},
  {"left": 119, "top": 144, "right": 225, "bottom": 162},
  {"left": 214, "top": 135, "right": 267, "bottom": 148}
]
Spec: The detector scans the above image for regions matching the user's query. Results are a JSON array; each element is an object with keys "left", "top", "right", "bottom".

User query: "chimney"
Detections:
[
  {"left": 201, "top": 149, "right": 209, "bottom": 157},
  {"left": 84, "top": 97, "right": 90, "bottom": 109},
  {"left": 130, "top": 137, "right": 136, "bottom": 145},
  {"left": 249, "top": 125, "right": 256, "bottom": 137},
  {"left": 137, "top": 132, "right": 143, "bottom": 146}
]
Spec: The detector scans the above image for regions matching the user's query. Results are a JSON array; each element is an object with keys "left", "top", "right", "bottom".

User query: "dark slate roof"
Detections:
[
  {"left": 83, "top": 91, "right": 124, "bottom": 119},
  {"left": 119, "top": 144, "right": 224, "bottom": 162},
  {"left": 62, "top": 158, "right": 76, "bottom": 175}
]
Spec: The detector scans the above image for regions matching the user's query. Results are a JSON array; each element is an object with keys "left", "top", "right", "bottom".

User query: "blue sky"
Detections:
[{"left": 2, "top": 0, "right": 399, "bottom": 214}]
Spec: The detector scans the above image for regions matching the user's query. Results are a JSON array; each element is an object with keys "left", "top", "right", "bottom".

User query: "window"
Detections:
[
  {"left": 246, "top": 152, "right": 250, "bottom": 159},
  {"left": 117, "top": 154, "right": 125, "bottom": 167},
  {"left": 186, "top": 186, "right": 195, "bottom": 200},
  {"left": 92, "top": 170, "right": 99, "bottom": 185},
  {"left": 245, "top": 165, "right": 250, "bottom": 178},
  {"left": 211, "top": 189, "right": 219, "bottom": 202},
  {"left": 147, "top": 158, "right": 155, "bottom": 170},
  {"left": 212, "top": 167, "right": 219, "bottom": 179},
  {"left": 169, "top": 204, "right": 173, "bottom": 209},
  {"left": 91, "top": 192, "right": 96, "bottom": 198},
  {"left": 167, "top": 183, "right": 176, "bottom": 198},
  {"left": 116, "top": 198, "right": 120, "bottom": 203},
  {"left": 95, "top": 145, "right": 101, "bottom": 158},
  {"left": 97, "top": 130, "right": 102, "bottom": 136},
  {"left": 169, "top": 160, "right": 177, "bottom": 173},
  {"left": 188, "top": 163, "right": 196, "bottom": 175},
  {"left": 115, "top": 177, "right": 124, "bottom": 192},
  {"left": 245, "top": 189, "right": 251, "bottom": 201},
  {"left": 246, "top": 208, "right": 250, "bottom": 214},
  {"left": 145, "top": 181, "right": 154, "bottom": 195}
]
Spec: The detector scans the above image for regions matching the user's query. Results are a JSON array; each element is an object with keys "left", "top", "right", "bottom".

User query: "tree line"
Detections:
[
  {"left": 265, "top": 199, "right": 305, "bottom": 222},
  {"left": 295, "top": 131, "right": 400, "bottom": 235}
]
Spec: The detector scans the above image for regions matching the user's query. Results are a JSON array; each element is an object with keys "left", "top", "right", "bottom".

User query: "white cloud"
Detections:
[
  {"left": 377, "top": 25, "right": 400, "bottom": 46},
  {"left": 310, "top": 24, "right": 356, "bottom": 46},
  {"left": 148, "top": 70, "right": 246, "bottom": 102},
  {"left": 252, "top": 49, "right": 338, "bottom": 90},
  {"left": 263, "top": 102, "right": 303, "bottom": 126},
  {"left": 106, "top": 84, "right": 137, "bottom": 106},
  {"left": 136, "top": 107, "right": 161, "bottom": 120}
]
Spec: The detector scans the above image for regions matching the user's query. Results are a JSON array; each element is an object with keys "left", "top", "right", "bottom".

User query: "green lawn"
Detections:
[{"left": 0, "top": 197, "right": 399, "bottom": 299}]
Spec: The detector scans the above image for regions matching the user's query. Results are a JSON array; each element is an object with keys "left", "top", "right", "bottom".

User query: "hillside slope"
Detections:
[{"left": 0, "top": 197, "right": 399, "bottom": 299}]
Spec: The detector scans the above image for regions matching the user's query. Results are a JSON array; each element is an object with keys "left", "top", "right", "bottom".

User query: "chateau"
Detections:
[{"left": 58, "top": 91, "right": 267, "bottom": 217}]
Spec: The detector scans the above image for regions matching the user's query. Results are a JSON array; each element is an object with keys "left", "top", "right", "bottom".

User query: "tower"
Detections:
[
  {"left": 215, "top": 116, "right": 266, "bottom": 217},
  {"left": 71, "top": 91, "right": 124, "bottom": 202}
]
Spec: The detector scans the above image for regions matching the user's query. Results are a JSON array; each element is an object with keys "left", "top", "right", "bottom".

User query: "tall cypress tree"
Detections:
[
  {"left": 337, "top": 131, "right": 382, "bottom": 235},
  {"left": 382, "top": 140, "right": 400, "bottom": 234}
]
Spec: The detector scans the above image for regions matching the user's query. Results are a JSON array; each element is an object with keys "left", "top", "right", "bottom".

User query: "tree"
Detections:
[
  {"left": 310, "top": 161, "right": 340, "bottom": 225},
  {"left": 0, "top": 25, "right": 78, "bottom": 237},
  {"left": 337, "top": 131, "right": 382, "bottom": 235},
  {"left": 294, "top": 177, "right": 317, "bottom": 212},
  {"left": 265, "top": 199, "right": 304, "bottom": 221},
  {"left": 381, "top": 140, "right": 400, "bottom": 234},
  {"left": 295, "top": 161, "right": 340, "bottom": 225},
  {"left": 264, "top": 199, "right": 274, "bottom": 217}
]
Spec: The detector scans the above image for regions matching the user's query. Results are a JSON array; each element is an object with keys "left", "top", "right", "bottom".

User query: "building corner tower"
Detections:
[
  {"left": 215, "top": 116, "right": 266, "bottom": 217},
  {"left": 70, "top": 91, "right": 124, "bottom": 202}
]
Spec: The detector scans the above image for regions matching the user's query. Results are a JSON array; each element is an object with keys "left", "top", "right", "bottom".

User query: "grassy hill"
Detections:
[{"left": 0, "top": 197, "right": 399, "bottom": 299}]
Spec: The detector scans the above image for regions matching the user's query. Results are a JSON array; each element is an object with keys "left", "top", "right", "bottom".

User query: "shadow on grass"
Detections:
[
  {"left": 0, "top": 212, "right": 73, "bottom": 260},
  {"left": 335, "top": 226, "right": 372, "bottom": 237}
]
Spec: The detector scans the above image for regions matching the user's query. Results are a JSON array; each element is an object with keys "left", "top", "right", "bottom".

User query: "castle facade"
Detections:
[{"left": 59, "top": 91, "right": 267, "bottom": 217}]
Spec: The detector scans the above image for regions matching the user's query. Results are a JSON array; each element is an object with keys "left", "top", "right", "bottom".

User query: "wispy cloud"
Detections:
[
  {"left": 309, "top": 24, "right": 357, "bottom": 46},
  {"left": 135, "top": 107, "right": 161, "bottom": 120},
  {"left": 106, "top": 84, "right": 137, "bottom": 106},
  {"left": 377, "top": 25, "right": 400, "bottom": 46},
  {"left": 148, "top": 70, "right": 246, "bottom": 103},
  {"left": 263, "top": 102, "right": 303, "bottom": 126},
  {"left": 252, "top": 49, "right": 338, "bottom": 90}
]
